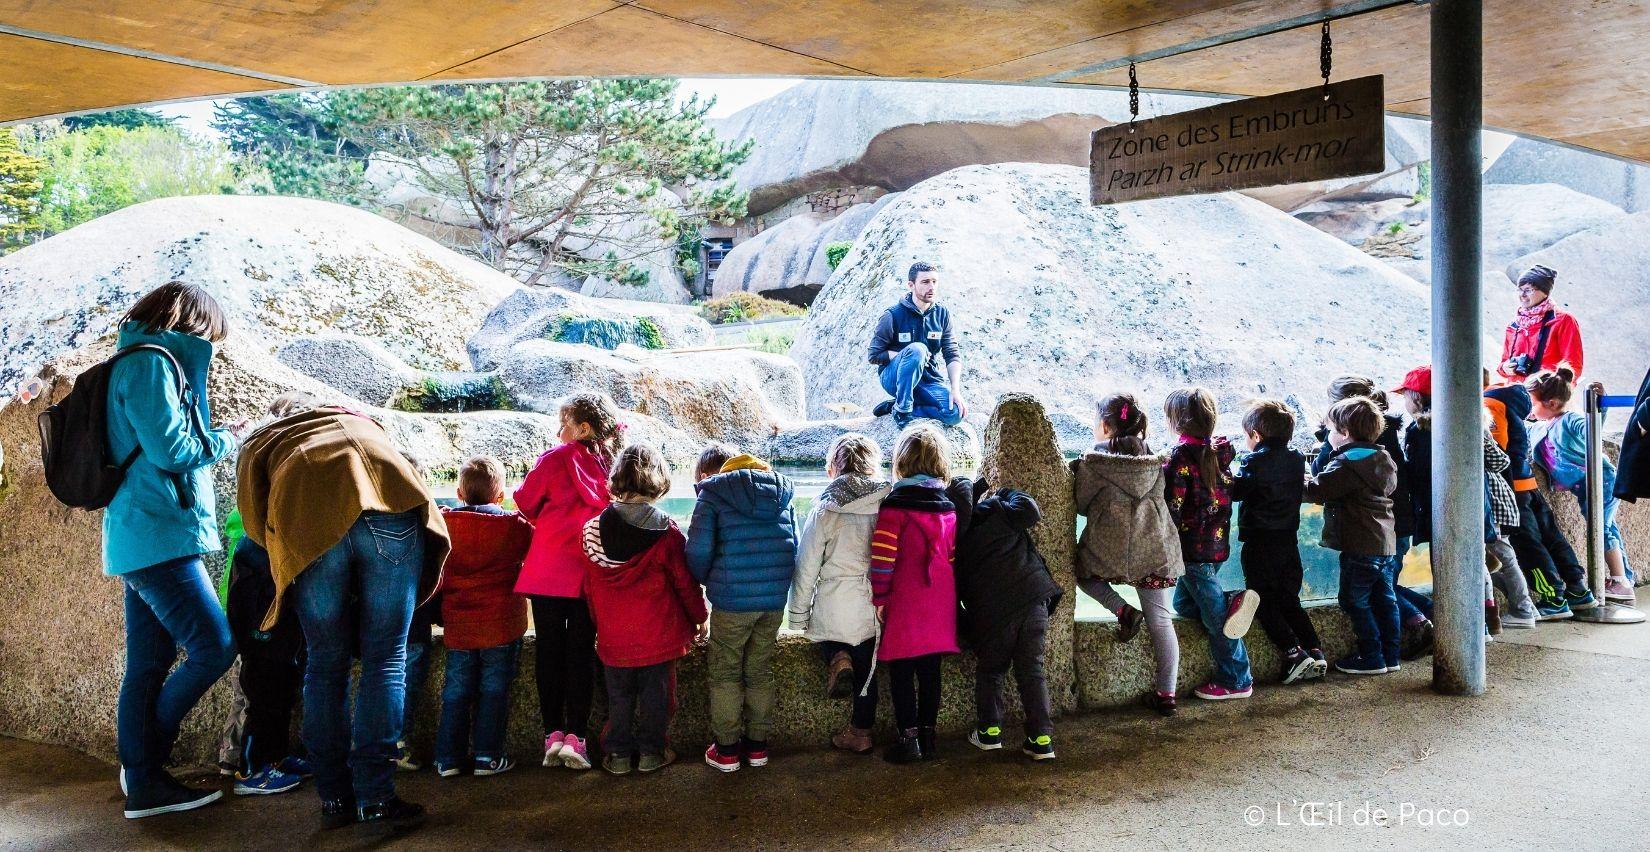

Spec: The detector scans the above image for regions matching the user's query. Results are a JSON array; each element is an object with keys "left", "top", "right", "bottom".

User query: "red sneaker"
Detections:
[
  {"left": 1193, "top": 682, "right": 1252, "bottom": 700},
  {"left": 742, "top": 740, "right": 769, "bottom": 767},
  {"left": 703, "top": 743, "right": 741, "bottom": 773}
]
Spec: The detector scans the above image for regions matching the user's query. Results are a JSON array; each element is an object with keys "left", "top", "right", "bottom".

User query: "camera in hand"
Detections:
[{"left": 1509, "top": 353, "right": 1537, "bottom": 376}]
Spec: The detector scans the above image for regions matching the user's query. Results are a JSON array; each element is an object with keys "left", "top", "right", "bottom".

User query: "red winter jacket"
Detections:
[
  {"left": 1499, "top": 305, "right": 1584, "bottom": 382},
  {"left": 438, "top": 506, "right": 534, "bottom": 651},
  {"left": 514, "top": 441, "right": 610, "bottom": 598},
  {"left": 583, "top": 520, "right": 707, "bottom": 668}
]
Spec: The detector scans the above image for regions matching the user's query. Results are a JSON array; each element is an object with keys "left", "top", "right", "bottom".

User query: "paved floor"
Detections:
[{"left": 6, "top": 597, "right": 1650, "bottom": 851}]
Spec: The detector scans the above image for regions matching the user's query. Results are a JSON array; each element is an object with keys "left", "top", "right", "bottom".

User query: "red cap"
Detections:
[{"left": 1392, "top": 366, "right": 1432, "bottom": 396}]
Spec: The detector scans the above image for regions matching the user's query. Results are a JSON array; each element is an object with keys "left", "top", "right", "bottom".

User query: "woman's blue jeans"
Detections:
[
  {"left": 293, "top": 511, "right": 423, "bottom": 806},
  {"left": 118, "top": 555, "right": 235, "bottom": 793}
]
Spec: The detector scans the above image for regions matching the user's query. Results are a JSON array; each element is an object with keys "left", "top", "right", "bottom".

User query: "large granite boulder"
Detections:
[
  {"left": 764, "top": 416, "right": 980, "bottom": 469},
  {"left": 712, "top": 195, "right": 898, "bottom": 305},
  {"left": 468, "top": 285, "right": 712, "bottom": 372},
  {"left": 275, "top": 334, "right": 422, "bottom": 408},
  {"left": 1486, "top": 137, "right": 1650, "bottom": 213},
  {"left": 795, "top": 163, "right": 1434, "bottom": 437},
  {"left": 0, "top": 194, "right": 518, "bottom": 398}
]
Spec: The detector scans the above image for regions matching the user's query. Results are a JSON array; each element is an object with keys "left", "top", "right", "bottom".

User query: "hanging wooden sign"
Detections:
[{"left": 1090, "top": 75, "right": 1386, "bottom": 205}]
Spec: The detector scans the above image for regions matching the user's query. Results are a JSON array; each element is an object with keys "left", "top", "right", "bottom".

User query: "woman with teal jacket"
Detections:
[{"left": 105, "top": 282, "right": 247, "bottom": 819}]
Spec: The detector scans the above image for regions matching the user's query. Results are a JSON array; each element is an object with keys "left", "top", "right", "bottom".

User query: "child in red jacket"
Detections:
[
  {"left": 583, "top": 444, "right": 708, "bottom": 777},
  {"left": 434, "top": 456, "right": 534, "bottom": 778},
  {"left": 514, "top": 392, "right": 624, "bottom": 770}
]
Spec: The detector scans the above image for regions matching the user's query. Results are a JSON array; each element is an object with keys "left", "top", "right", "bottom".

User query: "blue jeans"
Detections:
[
  {"left": 1173, "top": 561, "right": 1252, "bottom": 690},
  {"left": 1391, "top": 536, "right": 1427, "bottom": 623},
  {"left": 435, "top": 641, "right": 520, "bottom": 766},
  {"left": 1339, "top": 554, "right": 1401, "bottom": 667},
  {"left": 293, "top": 511, "right": 423, "bottom": 806},
  {"left": 402, "top": 614, "right": 433, "bottom": 741},
  {"left": 878, "top": 342, "right": 962, "bottom": 426},
  {"left": 1576, "top": 474, "right": 1635, "bottom": 581},
  {"left": 118, "top": 556, "right": 235, "bottom": 793}
]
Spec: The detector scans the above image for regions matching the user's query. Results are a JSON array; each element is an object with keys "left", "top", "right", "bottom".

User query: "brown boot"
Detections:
[
  {"left": 831, "top": 726, "right": 874, "bottom": 755},
  {"left": 825, "top": 651, "right": 854, "bottom": 699}
]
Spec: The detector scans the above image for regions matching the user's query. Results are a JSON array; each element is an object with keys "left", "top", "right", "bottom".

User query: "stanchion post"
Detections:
[{"left": 1573, "top": 383, "right": 1645, "bottom": 624}]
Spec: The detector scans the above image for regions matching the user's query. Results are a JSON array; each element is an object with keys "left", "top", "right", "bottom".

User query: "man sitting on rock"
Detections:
[{"left": 867, "top": 261, "right": 968, "bottom": 427}]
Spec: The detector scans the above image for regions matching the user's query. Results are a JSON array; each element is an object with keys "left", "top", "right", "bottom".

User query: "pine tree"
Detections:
[{"left": 0, "top": 128, "right": 45, "bottom": 251}]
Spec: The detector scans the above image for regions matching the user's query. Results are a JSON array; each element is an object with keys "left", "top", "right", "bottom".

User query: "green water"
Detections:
[{"left": 432, "top": 463, "right": 1432, "bottom": 622}]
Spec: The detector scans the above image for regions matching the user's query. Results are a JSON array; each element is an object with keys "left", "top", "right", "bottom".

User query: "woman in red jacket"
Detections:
[
  {"left": 582, "top": 444, "right": 708, "bottom": 776},
  {"left": 1499, "top": 265, "right": 1584, "bottom": 383},
  {"left": 513, "top": 393, "right": 624, "bottom": 770}
]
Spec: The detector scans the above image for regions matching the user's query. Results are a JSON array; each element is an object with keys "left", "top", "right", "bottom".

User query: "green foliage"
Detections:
[
  {"left": 1386, "top": 222, "right": 1405, "bottom": 235},
  {"left": 18, "top": 124, "right": 259, "bottom": 237},
  {"left": 544, "top": 311, "right": 577, "bottom": 342},
  {"left": 824, "top": 240, "right": 853, "bottom": 270},
  {"left": 676, "top": 222, "right": 705, "bottom": 281},
  {"left": 211, "top": 94, "right": 368, "bottom": 202},
  {"left": 393, "top": 373, "right": 513, "bottom": 412},
  {"left": 63, "top": 109, "right": 173, "bottom": 132},
  {"left": 749, "top": 329, "right": 794, "bottom": 355},
  {"left": 701, "top": 292, "right": 805, "bottom": 325},
  {"left": 0, "top": 128, "right": 45, "bottom": 251},
  {"left": 635, "top": 317, "right": 665, "bottom": 350},
  {"left": 326, "top": 79, "right": 751, "bottom": 286},
  {"left": 1413, "top": 161, "right": 1432, "bottom": 202}
]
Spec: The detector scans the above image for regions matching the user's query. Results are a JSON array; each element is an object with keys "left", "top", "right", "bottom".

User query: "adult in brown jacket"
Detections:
[{"left": 237, "top": 403, "right": 449, "bottom": 830}]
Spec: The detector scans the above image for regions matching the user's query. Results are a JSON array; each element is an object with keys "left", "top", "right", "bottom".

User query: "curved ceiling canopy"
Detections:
[{"left": 3, "top": 0, "right": 1648, "bottom": 163}]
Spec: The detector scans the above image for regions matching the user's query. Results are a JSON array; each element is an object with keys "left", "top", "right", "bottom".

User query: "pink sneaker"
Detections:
[
  {"left": 1222, "top": 590, "right": 1260, "bottom": 639},
  {"left": 541, "top": 732, "right": 565, "bottom": 767},
  {"left": 1193, "top": 682, "right": 1252, "bottom": 700},
  {"left": 559, "top": 734, "right": 591, "bottom": 770},
  {"left": 1606, "top": 577, "right": 1636, "bottom": 604}
]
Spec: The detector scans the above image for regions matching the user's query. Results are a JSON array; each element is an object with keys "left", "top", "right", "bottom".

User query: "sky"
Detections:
[{"left": 153, "top": 77, "right": 800, "bottom": 139}]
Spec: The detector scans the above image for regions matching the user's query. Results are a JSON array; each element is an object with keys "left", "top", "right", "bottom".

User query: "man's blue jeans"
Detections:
[
  {"left": 879, "top": 342, "right": 962, "bottom": 426},
  {"left": 1339, "top": 553, "right": 1401, "bottom": 668},
  {"left": 293, "top": 511, "right": 422, "bottom": 806},
  {"left": 435, "top": 640, "right": 520, "bottom": 766},
  {"left": 1173, "top": 561, "right": 1253, "bottom": 690},
  {"left": 118, "top": 555, "right": 235, "bottom": 793},
  {"left": 1390, "top": 536, "right": 1433, "bottom": 623}
]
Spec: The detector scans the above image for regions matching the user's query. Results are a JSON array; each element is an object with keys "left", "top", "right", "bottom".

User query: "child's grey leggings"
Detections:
[{"left": 1080, "top": 578, "right": 1180, "bottom": 696}]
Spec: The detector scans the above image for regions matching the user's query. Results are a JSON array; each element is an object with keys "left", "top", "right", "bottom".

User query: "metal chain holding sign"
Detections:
[
  {"left": 1321, "top": 20, "right": 1333, "bottom": 101},
  {"left": 1128, "top": 61, "right": 1139, "bottom": 133}
]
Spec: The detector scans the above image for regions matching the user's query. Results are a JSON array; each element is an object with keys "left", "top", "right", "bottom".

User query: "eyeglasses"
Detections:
[{"left": 1517, "top": 286, "right": 1540, "bottom": 295}]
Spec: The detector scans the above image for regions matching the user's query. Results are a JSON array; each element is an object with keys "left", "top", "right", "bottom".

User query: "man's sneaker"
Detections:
[
  {"left": 433, "top": 761, "right": 463, "bottom": 778},
  {"left": 357, "top": 797, "right": 425, "bottom": 832},
  {"left": 542, "top": 731, "right": 566, "bottom": 767},
  {"left": 1537, "top": 601, "right": 1574, "bottom": 621},
  {"left": 872, "top": 399, "right": 897, "bottom": 418},
  {"left": 742, "top": 739, "right": 770, "bottom": 767},
  {"left": 124, "top": 779, "right": 223, "bottom": 819},
  {"left": 320, "top": 797, "right": 356, "bottom": 830},
  {"left": 892, "top": 411, "right": 914, "bottom": 429},
  {"left": 474, "top": 755, "right": 514, "bottom": 776},
  {"left": 1567, "top": 588, "right": 1600, "bottom": 611},
  {"left": 1606, "top": 577, "right": 1637, "bottom": 604},
  {"left": 969, "top": 725, "right": 1004, "bottom": 750},
  {"left": 1193, "top": 682, "right": 1252, "bottom": 700},
  {"left": 704, "top": 743, "right": 741, "bottom": 772},
  {"left": 1333, "top": 655, "right": 1388, "bottom": 675},
  {"left": 1022, "top": 735, "right": 1056, "bottom": 761},
  {"left": 602, "top": 754, "right": 632, "bottom": 776},
  {"left": 394, "top": 740, "right": 420, "bottom": 771},
  {"left": 1142, "top": 691, "right": 1177, "bottom": 717},
  {"left": 559, "top": 734, "right": 591, "bottom": 770},
  {"left": 1502, "top": 611, "right": 1537, "bottom": 629},
  {"left": 1385, "top": 662, "right": 1401, "bottom": 673},
  {"left": 825, "top": 650, "right": 855, "bottom": 698},
  {"left": 1222, "top": 590, "right": 1260, "bottom": 639},
  {"left": 1115, "top": 604, "right": 1144, "bottom": 643},
  {"left": 233, "top": 765, "right": 302, "bottom": 796},
  {"left": 637, "top": 749, "right": 677, "bottom": 773},
  {"left": 1399, "top": 619, "right": 1436, "bottom": 661},
  {"left": 276, "top": 755, "right": 313, "bottom": 778},
  {"left": 1281, "top": 649, "right": 1316, "bottom": 685}
]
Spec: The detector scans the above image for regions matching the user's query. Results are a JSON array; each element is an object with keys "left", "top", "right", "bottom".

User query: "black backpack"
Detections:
[{"left": 37, "top": 344, "right": 190, "bottom": 510}]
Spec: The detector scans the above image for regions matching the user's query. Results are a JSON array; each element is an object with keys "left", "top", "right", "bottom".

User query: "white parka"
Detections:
[{"left": 787, "top": 475, "right": 891, "bottom": 645}]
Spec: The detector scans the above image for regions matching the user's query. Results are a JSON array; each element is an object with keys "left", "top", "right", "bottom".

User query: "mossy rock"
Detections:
[{"left": 392, "top": 373, "right": 513, "bottom": 413}]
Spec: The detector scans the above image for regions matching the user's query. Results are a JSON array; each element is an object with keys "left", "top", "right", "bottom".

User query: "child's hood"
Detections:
[
  {"left": 1074, "top": 449, "right": 1167, "bottom": 507},
  {"left": 819, "top": 474, "right": 890, "bottom": 516},
  {"left": 582, "top": 512, "right": 679, "bottom": 587},
  {"left": 1330, "top": 443, "right": 1399, "bottom": 493},
  {"left": 698, "top": 466, "right": 795, "bottom": 519},
  {"left": 1484, "top": 383, "right": 1533, "bottom": 421}
]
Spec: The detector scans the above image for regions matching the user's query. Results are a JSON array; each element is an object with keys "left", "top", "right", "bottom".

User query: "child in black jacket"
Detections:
[
  {"left": 1232, "top": 400, "right": 1326, "bottom": 685},
  {"left": 948, "top": 478, "right": 1062, "bottom": 761}
]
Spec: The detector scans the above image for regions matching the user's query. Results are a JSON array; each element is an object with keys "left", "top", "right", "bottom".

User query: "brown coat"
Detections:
[
  {"left": 1072, "top": 449, "right": 1184, "bottom": 584},
  {"left": 237, "top": 408, "right": 450, "bottom": 629}
]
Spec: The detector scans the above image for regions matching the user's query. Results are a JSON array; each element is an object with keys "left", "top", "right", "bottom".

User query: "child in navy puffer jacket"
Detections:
[{"left": 686, "top": 446, "right": 798, "bottom": 772}]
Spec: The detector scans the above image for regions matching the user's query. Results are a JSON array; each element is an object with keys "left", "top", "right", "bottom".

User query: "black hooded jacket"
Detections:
[
  {"left": 947, "top": 478, "right": 1061, "bottom": 643},
  {"left": 1231, "top": 438, "right": 1305, "bottom": 541}
]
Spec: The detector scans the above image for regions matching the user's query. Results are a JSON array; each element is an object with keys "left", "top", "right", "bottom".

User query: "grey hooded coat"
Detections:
[{"left": 1072, "top": 449, "right": 1185, "bottom": 584}]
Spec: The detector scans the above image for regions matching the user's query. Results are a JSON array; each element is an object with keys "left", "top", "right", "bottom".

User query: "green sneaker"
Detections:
[
  {"left": 637, "top": 750, "right": 676, "bottom": 773},
  {"left": 1022, "top": 734, "right": 1056, "bottom": 761},
  {"left": 968, "top": 725, "right": 1003, "bottom": 751},
  {"left": 1566, "top": 588, "right": 1600, "bottom": 611},
  {"left": 602, "top": 754, "right": 632, "bottom": 776}
]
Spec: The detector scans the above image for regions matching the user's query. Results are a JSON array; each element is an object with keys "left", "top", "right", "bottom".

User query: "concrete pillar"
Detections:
[
  {"left": 980, "top": 393, "right": 1078, "bottom": 714},
  {"left": 1429, "top": 0, "right": 1487, "bottom": 695}
]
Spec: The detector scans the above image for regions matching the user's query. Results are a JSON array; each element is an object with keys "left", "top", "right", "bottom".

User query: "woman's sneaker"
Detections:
[
  {"left": 969, "top": 725, "right": 1003, "bottom": 750},
  {"left": 1606, "top": 577, "right": 1637, "bottom": 604},
  {"left": 1222, "top": 590, "right": 1260, "bottom": 639},
  {"left": 1333, "top": 654, "right": 1388, "bottom": 675},
  {"left": 1193, "top": 682, "right": 1252, "bottom": 700},
  {"left": 233, "top": 764, "right": 302, "bottom": 796},
  {"left": 1022, "top": 735, "right": 1056, "bottom": 761},
  {"left": 474, "top": 755, "right": 514, "bottom": 776},
  {"left": 559, "top": 735, "right": 591, "bottom": 770},
  {"left": 124, "top": 778, "right": 223, "bottom": 819},
  {"left": 542, "top": 731, "right": 566, "bottom": 767}
]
